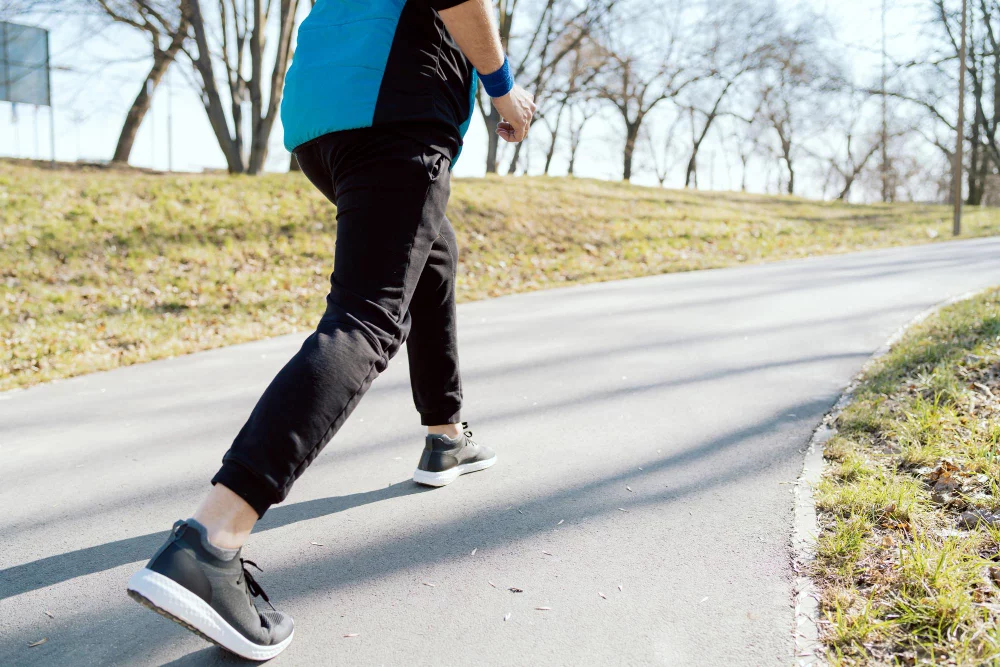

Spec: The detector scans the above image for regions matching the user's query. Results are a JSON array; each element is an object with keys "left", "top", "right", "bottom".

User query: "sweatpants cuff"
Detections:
[
  {"left": 211, "top": 459, "right": 277, "bottom": 519},
  {"left": 420, "top": 408, "right": 462, "bottom": 426}
]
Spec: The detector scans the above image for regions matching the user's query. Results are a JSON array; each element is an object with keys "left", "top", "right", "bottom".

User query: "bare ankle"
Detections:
[
  {"left": 427, "top": 423, "right": 462, "bottom": 438},
  {"left": 192, "top": 484, "right": 258, "bottom": 550}
]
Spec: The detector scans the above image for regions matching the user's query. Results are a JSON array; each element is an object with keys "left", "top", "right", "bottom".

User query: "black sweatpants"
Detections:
[{"left": 212, "top": 129, "right": 462, "bottom": 517}]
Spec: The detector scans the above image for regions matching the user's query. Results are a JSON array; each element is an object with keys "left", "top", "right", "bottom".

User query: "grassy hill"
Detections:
[{"left": 3, "top": 159, "right": 1000, "bottom": 392}]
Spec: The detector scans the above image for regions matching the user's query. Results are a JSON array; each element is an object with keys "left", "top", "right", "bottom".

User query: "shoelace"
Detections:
[{"left": 239, "top": 559, "right": 276, "bottom": 611}]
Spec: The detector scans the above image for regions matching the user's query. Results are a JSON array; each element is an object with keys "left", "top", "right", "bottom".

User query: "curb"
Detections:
[{"left": 790, "top": 289, "right": 986, "bottom": 666}]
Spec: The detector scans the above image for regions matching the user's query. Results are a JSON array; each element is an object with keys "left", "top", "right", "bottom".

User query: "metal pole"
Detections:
[
  {"left": 954, "top": 0, "right": 967, "bottom": 236},
  {"left": 49, "top": 105, "right": 55, "bottom": 164},
  {"left": 167, "top": 71, "right": 173, "bottom": 172},
  {"left": 147, "top": 78, "right": 155, "bottom": 169},
  {"left": 881, "top": 0, "right": 889, "bottom": 202},
  {"left": 45, "top": 29, "right": 54, "bottom": 165}
]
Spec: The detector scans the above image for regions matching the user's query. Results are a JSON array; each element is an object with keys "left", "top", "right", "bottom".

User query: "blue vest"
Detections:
[{"left": 281, "top": 0, "right": 477, "bottom": 163}]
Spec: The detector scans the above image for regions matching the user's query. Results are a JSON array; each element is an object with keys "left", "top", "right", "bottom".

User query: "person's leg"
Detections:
[
  {"left": 210, "top": 131, "right": 453, "bottom": 525},
  {"left": 406, "top": 216, "right": 463, "bottom": 436},
  {"left": 128, "top": 131, "right": 453, "bottom": 657},
  {"left": 405, "top": 216, "right": 497, "bottom": 486}
]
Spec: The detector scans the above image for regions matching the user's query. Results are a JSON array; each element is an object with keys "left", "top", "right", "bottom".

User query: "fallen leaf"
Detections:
[
  {"left": 626, "top": 486, "right": 634, "bottom": 493},
  {"left": 343, "top": 633, "right": 359, "bottom": 638},
  {"left": 470, "top": 548, "right": 477, "bottom": 556},
  {"left": 44, "top": 611, "right": 54, "bottom": 619},
  {"left": 28, "top": 639, "right": 47, "bottom": 648},
  {"left": 617, "top": 508, "right": 629, "bottom": 513},
  {"left": 535, "top": 606, "right": 551, "bottom": 611},
  {"left": 310, "top": 542, "right": 324, "bottom": 547},
  {"left": 509, "top": 587, "right": 523, "bottom": 593},
  {"left": 542, "top": 551, "right": 553, "bottom": 556},
  {"left": 599, "top": 592, "right": 607, "bottom": 599},
  {"left": 959, "top": 510, "right": 1000, "bottom": 529},
  {"left": 422, "top": 582, "right": 436, "bottom": 587},
  {"left": 503, "top": 613, "right": 511, "bottom": 622}
]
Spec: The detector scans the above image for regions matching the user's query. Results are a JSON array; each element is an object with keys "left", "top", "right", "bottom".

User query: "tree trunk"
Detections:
[
  {"left": 506, "top": 141, "right": 523, "bottom": 176},
  {"left": 247, "top": 0, "right": 299, "bottom": 174},
  {"left": 623, "top": 123, "right": 639, "bottom": 181},
  {"left": 485, "top": 104, "right": 501, "bottom": 173},
  {"left": 684, "top": 153, "right": 696, "bottom": 188},
  {"left": 968, "top": 93, "right": 984, "bottom": 205},
  {"left": 685, "top": 113, "right": 721, "bottom": 188},
  {"left": 837, "top": 175, "right": 854, "bottom": 201},
  {"left": 543, "top": 106, "right": 564, "bottom": 175},
  {"left": 684, "top": 82, "right": 734, "bottom": 188},
  {"left": 779, "top": 136, "right": 794, "bottom": 195},
  {"left": 112, "top": 27, "right": 186, "bottom": 165},
  {"left": 188, "top": 0, "right": 244, "bottom": 173}
]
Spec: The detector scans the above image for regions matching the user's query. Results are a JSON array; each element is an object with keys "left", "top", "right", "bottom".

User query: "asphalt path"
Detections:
[{"left": 3, "top": 237, "right": 1000, "bottom": 666}]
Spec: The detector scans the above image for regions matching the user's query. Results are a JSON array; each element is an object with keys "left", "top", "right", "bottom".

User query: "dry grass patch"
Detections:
[
  {"left": 4, "top": 160, "right": 1000, "bottom": 391},
  {"left": 812, "top": 288, "right": 1000, "bottom": 665}
]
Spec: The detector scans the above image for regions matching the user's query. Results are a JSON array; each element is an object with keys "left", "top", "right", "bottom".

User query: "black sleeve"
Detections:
[{"left": 426, "top": 0, "right": 470, "bottom": 10}]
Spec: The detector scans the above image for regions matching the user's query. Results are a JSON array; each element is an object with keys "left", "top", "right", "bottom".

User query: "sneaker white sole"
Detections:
[
  {"left": 127, "top": 567, "right": 293, "bottom": 661},
  {"left": 413, "top": 455, "right": 497, "bottom": 487}
]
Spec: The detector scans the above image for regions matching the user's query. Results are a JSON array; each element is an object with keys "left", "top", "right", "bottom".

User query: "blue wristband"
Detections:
[{"left": 478, "top": 56, "right": 514, "bottom": 98}]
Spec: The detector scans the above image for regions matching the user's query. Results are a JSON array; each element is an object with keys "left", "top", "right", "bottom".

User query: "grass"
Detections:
[
  {"left": 3, "top": 159, "right": 1000, "bottom": 392},
  {"left": 812, "top": 288, "right": 1000, "bottom": 665}
]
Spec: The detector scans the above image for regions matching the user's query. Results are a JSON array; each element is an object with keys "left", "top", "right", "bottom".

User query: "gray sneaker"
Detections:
[
  {"left": 413, "top": 422, "right": 497, "bottom": 487},
  {"left": 127, "top": 519, "right": 294, "bottom": 661}
]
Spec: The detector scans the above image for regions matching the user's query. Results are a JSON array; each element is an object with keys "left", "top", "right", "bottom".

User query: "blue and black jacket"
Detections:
[{"left": 281, "top": 0, "right": 477, "bottom": 164}]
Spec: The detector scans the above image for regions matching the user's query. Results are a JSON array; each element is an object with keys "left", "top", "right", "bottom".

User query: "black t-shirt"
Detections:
[{"left": 374, "top": 0, "right": 477, "bottom": 161}]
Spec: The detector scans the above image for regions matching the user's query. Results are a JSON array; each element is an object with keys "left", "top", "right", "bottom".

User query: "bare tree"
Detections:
[
  {"left": 682, "top": 0, "right": 776, "bottom": 187},
  {"left": 564, "top": 99, "right": 597, "bottom": 175},
  {"left": 592, "top": 0, "right": 702, "bottom": 181},
  {"left": 90, "top": 1, "right": 189, "bottom": 165},
  {"left": 752, "top": 21, "right": 834, "bottom": 195},
  {"left": 825, "top": 130, "right": 883, "bottom": 201},
  {"left": 534, "top": 32, "right": 604, "bottom": 174},
  {"left": 644, "top": 110, "right": 683, "bottom": 186},
  {"left": 478, "top": 0, "right": 613, "bottom": 174},
  {"left": 795, "top": 86, "right": 884, "bottom": 201},
  {"left": 881, "top": 0, "right": 997, "bottom": 204},
  {"left": 731, "top": 117, "right": 761, "bottom": 192},
  {"left": 185, "top": 0, "right": 299, "bottom": 174}
]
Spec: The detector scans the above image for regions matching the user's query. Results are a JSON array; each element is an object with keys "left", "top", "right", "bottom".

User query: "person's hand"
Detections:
[{"left": 492, "top": 85, "right": 536, "bottom": 143}]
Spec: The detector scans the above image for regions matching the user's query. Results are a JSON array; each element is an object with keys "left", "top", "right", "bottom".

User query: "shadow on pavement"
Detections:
[
  {"left": 0, "top": 344, "right": 857, "bottom": 603},
  {"left": 0, "top": 481, "right": 431, "bottom": 601},
  {"left": 3, "top": 395, "right": 831, "bottom": 665}
]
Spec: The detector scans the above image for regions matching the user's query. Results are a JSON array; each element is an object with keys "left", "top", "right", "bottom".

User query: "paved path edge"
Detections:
[{"left": 790, "top": 287, "right": 993, "bottom": 666}]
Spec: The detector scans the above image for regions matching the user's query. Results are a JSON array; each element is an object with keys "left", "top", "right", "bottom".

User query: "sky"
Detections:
[{"left": 0, "top": 0, "right": 932, "bottom": 196}]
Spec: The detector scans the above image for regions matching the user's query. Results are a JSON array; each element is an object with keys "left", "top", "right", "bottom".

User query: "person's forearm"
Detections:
[
  {"left": 438, "top": 0, "right": 534, "bottom": 143},
  {"left": 438, "top": 0, "right": 505, "bottom": 75}
]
